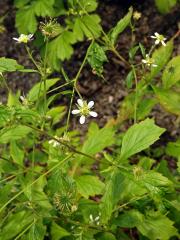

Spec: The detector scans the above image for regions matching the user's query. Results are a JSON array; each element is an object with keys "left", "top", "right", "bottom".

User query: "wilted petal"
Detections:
[
  {"left": 77, "top": 99, "right": 84, "bottom": 107},
  {"left": 79, "top": 115, "right": 86, "bottom": 124},
  {"left": 72, "top": 109, "right": 80, "bottom": 114},
  {"left": 89, "top": 111, "right": 98, "bottom": 117},
  {"left": 88, "top": 101, "right": 94, "bottom": 109}
]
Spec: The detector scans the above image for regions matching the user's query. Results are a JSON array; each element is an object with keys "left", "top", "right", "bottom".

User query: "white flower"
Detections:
[
  {"left": 72, "top": 99, "right": 98, "bottom": 124},
  {"left": 49, "top": 136, "right": 60, "bottom": 147},
  {"left": 142, "top": 54, "right": 157, "bottom": 67},
  {"left": 13, "top": 34, "right": 33, "bottom": 43},
  {"left": 151, "top": 32, "right": 166, "bottom": 46}
]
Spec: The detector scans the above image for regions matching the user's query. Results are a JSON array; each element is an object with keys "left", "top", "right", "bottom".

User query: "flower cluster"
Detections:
[{"left": 72, "top": 99, "right": 98, "bottom": 124}]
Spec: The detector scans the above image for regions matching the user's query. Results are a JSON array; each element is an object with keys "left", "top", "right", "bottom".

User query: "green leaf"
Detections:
[
  {"left": 155, "top": 0, "right": 177, "bottom": 14},
  {"left": 108, "top": 7, "right": 133, "bottom": 46},
  {"left": 47, "top": 31, "right": 76, "bottom": 70},
  {"left": 27, "top": 221, "right": 46, "bottom": 240},
  {"left": 28, "top": 78, "right": 59, "bottom": 101},
  {"left": 50, "top": 222, "right": 70, "bottom": 240},
  {"left": 47, "top": 106, "right": 66, "bottom": 125},
  {"left": 10, "top": 141, "right": 24, "bottom": 166},
  {"left": 81, "top": 123, "right": 115, "bottom": 157},
  {"left": 136, "top": 98, "right": 157, "bottom": 120},
  {"left": 0, "top": 211, "right": 33, "bottom": 240},
  {"left": 120, "top": 118, "right": 165, "bottom": 162},
  {"left": 162, "top": 55, "right": 180, "bottom": 88},
  {"left": 33, "top": 0, "right": 55, "bottom": 17},
  {"left": 100, "top": 169, "right": 125, "bottom": 223},
  {"left": 87, "top": 42, "right": 108, "bottom": 76},
  {"left": 96, "top": 232, "right": 117, "bottom": 240},
  {"left": 73, "top": 15, "right": 101, "bottom": 41},
  {"left": 75, "top": 175, "right": 105, "bottom": 198},
  {"left": 147, "top": 40, "right": 173, "bottom": 81},
  {"left": 166, "top": 140, "right": 180, "bottom": 158},
  {"left": 16, "top": 6, "right": 37, "bottom": 34},
  {"left": 113, "top": 209, "right": 144, "bottom": 228},
  {"left": 125, "top": 70, "right": 134, "bottom": 89},
  {"left": 153, "top": 86, "right": 180, "bottom": 115},
  {"left": 0, "top": 125, "right": 31, "bottom": 144},
  {"left": 0, "top": 57, "right": 23, "bottom": 73},
  {"left": 138, "top": 212, "right": 178, "bottom": 240}
]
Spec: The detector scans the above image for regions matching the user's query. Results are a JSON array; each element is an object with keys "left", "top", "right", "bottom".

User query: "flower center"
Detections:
[
  {"left": 80, "top": 102, "right": 90, "bottom": 116},
  {"left": 158, "top": 35, "right": 164, "bottom": 41},
  {"left": 19, "top": 35, "right": 29, "bottom": 43}
]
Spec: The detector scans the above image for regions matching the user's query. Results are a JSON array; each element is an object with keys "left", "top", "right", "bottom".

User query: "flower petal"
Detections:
[
  {"left": 155, "top": 32, "right": 159, "bottom": 37},
  {"left": 89, "top": 111, "right": 98, "bottom": 117},
  {"left": 77, "top": 99, "right": 84, "bottom": 107},
  {"left": 13, "top": 38, "right": 19, "bottom": 41},
  {"left": 142, "top": 59, "right": 147, "bottom": 64},
  {"left": 79, "top": 115, "right": 86, "bottom": 124},
  {"left": 155, "top": 39, "right": 160, "bottom": 45},
  {"left": 161, "top": 41, "right": 166, "bottom": 46},
  {"left": 28, "top": 34, "right": 34, "bottom": 39},
  {"left": 88, "top": 101, "right": 94, "bottom": 109},
  {"left": 150, "top": 35, "right": 156, "bottom": 39},
  {"left": 72, "top": 109, "right": 80, "bottom": 114}
]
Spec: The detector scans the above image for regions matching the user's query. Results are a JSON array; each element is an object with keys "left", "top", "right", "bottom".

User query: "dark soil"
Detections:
[{"left": 0, "top": 0, "right": 180, "bottom": 139}]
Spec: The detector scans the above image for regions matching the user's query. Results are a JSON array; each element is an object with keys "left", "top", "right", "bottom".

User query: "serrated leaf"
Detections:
[
  {"left": 146, "top": 40, "right": 173, "bottom": 81},
  {"left": 73, "top": 15, "right": 101, "bottom": 41},
  {"left": 16, "top": 6, "right": 37, "bottom": 33},
  {"left": 108, "top": 7, "right": 133, "bottom": 46},
  {"left": 120, "top": 119, "right": 165, "bottom": 162},
  {"left": 155, "top": 0, "right": 177, "bottom": 14},
  {"left": 162, "top": 55, "right": 180, "bottom": 88},
  {"left": 33, "top": 0, "right": 55, "bottom": 17},
  {"left": 0, "top": 57, "right": 23, "bottom": 73},
  {"left": 47, "top": 31, "right": 75, "bottom": 70},
  {"left": 75, "top": 175, "right": 105, "bottom": 198},
  {"left": 138, "top": 212, "right": 178, "bottom": 240},
  {"left": 153, "top": 86, "right": 180, "bottom": 115}
]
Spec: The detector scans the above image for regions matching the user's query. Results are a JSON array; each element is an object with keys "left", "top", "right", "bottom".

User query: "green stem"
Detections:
[
  {"left": 65, "top": 40, "right": 94, "bottom": 133},
  {"left": 132, "top": 65, "right": 138, "bottom": 124}
]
